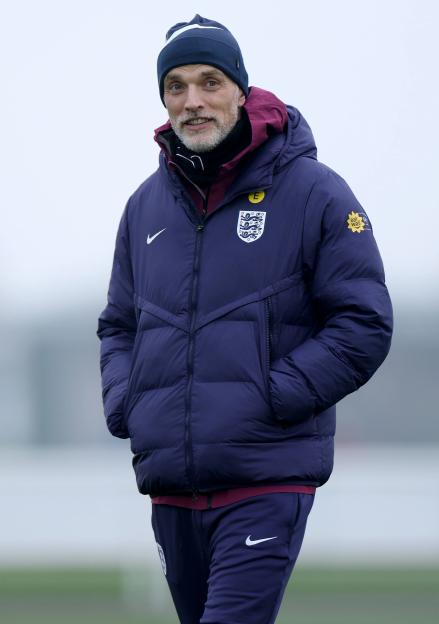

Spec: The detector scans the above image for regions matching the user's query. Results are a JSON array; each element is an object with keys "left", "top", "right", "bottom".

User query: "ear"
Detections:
[{"left": 238, "top": 88, "right": 246, "bottom": 107}]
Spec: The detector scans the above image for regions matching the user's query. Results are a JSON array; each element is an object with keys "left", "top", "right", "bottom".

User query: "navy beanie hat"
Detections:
[{"left": 157, "top": 14, "right": 248, "bottom": 105}]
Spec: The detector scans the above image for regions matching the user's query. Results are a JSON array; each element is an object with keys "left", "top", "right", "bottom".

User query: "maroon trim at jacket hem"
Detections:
[{"left": 150, "top": 485, "right": 316, "bottom": 510}]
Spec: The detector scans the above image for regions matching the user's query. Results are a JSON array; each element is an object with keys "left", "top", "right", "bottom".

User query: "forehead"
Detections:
[{"left": 164, "top": 64, "right": 227, "bottom": 82}]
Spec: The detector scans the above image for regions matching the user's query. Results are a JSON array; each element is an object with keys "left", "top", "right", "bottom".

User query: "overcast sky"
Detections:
[{"left": 1, "top": 0, "right": 438, "bottom": 319}]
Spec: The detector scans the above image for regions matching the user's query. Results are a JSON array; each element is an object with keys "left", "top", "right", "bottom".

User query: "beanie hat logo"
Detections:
[
  {"left": 157, "top": 14, "right": 248, "bottom": 105},
  {"left": 164, "top": 23, "right": 222, "bottom": 46}
]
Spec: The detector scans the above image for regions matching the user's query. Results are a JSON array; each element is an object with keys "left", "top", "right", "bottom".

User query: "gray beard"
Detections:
[{"left": 171, "top": 113, "right": 239, "bottom": 153}]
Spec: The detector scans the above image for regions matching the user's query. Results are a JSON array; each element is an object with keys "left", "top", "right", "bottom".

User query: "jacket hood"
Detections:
[
  {"left": 238, "top": 87, "right": 316, "bottom": 169},
  {"left": 279, "top": 104, "right": 317, "bottom": 168}
]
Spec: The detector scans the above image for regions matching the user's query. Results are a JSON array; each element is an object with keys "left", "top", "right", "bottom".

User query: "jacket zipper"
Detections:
[
  {"left": 184, "top": 219, "right": 205, "bottom": 497},
  {"left": 264, "top": 297, "right": 272, "bottom": 390},
  {"left": 169, "top": 166, "right": 254, "bottom": 496},
  {"left": 168, "top": 160, "right": 210, "bottom": 497}
]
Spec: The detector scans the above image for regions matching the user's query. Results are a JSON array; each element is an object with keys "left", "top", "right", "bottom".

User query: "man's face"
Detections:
[{"left": 163, "top": 64, "right": 246, "bottom": 153}]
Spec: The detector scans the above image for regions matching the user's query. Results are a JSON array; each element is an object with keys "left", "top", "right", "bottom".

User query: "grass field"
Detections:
[{"left": 1, "top": 566, "right": 438, "bottom": 623}]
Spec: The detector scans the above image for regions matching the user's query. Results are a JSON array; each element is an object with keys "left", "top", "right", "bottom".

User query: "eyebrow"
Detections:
[{"left": 164, "top": 69, "right": 224, "bottom": 83}]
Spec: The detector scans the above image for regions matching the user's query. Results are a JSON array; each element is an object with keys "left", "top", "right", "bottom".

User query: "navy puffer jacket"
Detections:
[{"left": 97, "top": 100, "right": 393, "bottom": 496}]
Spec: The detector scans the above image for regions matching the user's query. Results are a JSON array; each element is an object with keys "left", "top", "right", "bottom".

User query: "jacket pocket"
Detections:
[
  {"left": 121, "top": 326, "right": 143, "bottom": 419},
  {"left": 263, "top": 296, "right": 273, "bottom": 399},
  {"left": 263, "top": 296, "right": 287, "bottom": 423}
]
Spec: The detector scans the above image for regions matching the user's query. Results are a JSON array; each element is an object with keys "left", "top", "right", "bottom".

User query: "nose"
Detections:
[{"left": 184, "top": 85, "right": 204, "bottom": 111}]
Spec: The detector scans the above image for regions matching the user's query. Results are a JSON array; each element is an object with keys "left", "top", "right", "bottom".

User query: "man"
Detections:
[{"left": 97, "top": 14, "right": 393, "bottom": 623}]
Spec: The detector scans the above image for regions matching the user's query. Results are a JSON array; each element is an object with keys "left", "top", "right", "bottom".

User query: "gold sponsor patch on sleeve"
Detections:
[{"left": 347, "top": 211, "right": 365, "bottom": 233}]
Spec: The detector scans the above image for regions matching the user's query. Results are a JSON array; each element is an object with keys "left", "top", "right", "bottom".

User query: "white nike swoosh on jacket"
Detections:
[{"left": 146, "top": 228, "right": 166, "bottom": 244}]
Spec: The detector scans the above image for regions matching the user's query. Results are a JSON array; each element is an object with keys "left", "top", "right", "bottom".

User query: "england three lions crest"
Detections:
[{"left": 237, "top": 210, "right": 266, "bottom": 243}]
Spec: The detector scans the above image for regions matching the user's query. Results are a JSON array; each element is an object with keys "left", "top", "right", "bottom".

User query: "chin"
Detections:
[
  {"left": 181, "top": 134, "right": 221, "bottom": 153},
  {"left": 184, "top": 140, "right": 218, "bottom": 153}
]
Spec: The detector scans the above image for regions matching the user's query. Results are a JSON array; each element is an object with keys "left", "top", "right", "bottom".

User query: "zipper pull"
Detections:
[{"left": 196, "top": 224, "right": 204, "bottom": 232}]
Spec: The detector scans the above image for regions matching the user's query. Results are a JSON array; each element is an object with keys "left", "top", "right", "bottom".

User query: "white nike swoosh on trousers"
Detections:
[
  {"left": 146, "top": 228, "right": 166, "bottom": 244},
  {"left": 245, "top": 535, "right": 278, "bottom": 546}
]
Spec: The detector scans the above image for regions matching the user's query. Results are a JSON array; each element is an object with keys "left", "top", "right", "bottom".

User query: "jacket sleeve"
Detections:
[
  {"left": 269, "top": 170, "right": 393, "bottom": 423},
  {"left": 97, "top": 200, "right": 137, "bottom": 438}
]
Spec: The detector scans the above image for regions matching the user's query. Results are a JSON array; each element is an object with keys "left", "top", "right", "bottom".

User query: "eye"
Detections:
[
  {"left": 167, "top": 82, "right": 183, "bottom": 93},
  {"left": 205, "top": 79, "right": 219, "bottom": 88}
]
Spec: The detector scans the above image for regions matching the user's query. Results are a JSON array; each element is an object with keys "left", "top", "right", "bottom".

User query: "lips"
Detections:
[{"left": 183, "top": 117, "right": 214, "bottom": 127}]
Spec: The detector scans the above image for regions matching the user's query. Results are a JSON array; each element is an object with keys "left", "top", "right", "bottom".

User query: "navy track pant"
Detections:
[{"left": 151, "top": 492, "right": 315, "bottom": 623}]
